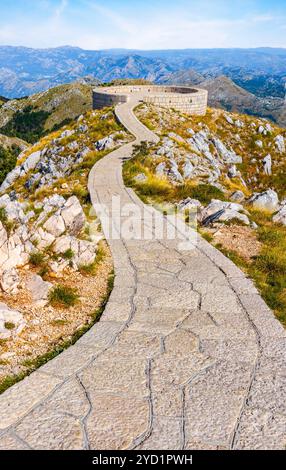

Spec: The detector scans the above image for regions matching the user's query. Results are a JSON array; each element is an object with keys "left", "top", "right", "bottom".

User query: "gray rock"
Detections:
[
  {"left": 0, "top": 166, "right": 21, "bottom": 192},
  {"left": 248, "top": 189, "right": 279, "bottom": 212},
  {"left": 0, "top": 303, "right": 26, "bottom": 339},
  {"left": 156, "top": 162, "right": 166, "bottom": 177},
  {"left": 224, "top": 115, "right": 234, "bottom": 125},
  {"left": 230, "top": 191, "right": 245, "bottom": 203},
  {"left": 228, "top": 165, "right": 237, "bottom": 178},
  {"left": 212, "top": 138, "right": 242, "bottom": 164},
  {"left": 22, "top": 150, "right": 41, "bottom": 173},
  {"left": 0, "top": 268, "right": 20, "bottom": 294},
  {"left": 255, "top": 140, "right": 263, "bottom": 148},
  {"left": 169, "top": 162, "right": 183, "bottom": 182},
  {"left": 60, "top": 129, "right": 75, "bottom": 139},
  {"left": 60, "top": 196, "right": 85, "bottom": 236},
  {"left": 95, "top": 135, "right": 114, "bottom": 151},
  {"left": 168, "top": 132, "right": 185, "bottom": 143},
  {"left": 273, "top": 200, "right": 286, "bottom": 225},
  {"left": 26, "top": 274, "right": 52, "bottom": 307},
  {"left": 177, "top": 198, "right": 202, "bottom": 212},
  {"left": 43, "top": 214, "right": 66, "bottom": 237},
  {"left": 275, "top": 135, "right": 285, "bottom": 153},
  {"left": 199, "top": 199, "right": 250, "bottom": 226},
  {"left": 183, "top": 161, "right": 194, "bottom": 179},
  {"left": 134, "top": 173, "right": 147, "bottom": 182},
  {"left": 262, "top": 154, "right": 272, "bottom": 175},
  {"left": 31, "top": 228, "right": 55, "bottom": 250}
]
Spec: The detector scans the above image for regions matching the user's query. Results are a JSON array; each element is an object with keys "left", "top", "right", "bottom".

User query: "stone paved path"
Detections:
[{"left": 0, "top": 97, "right": 285, "bottom": 450}]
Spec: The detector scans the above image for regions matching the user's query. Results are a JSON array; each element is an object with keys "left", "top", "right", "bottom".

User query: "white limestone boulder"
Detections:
[
  {"left": 177, "top": 198, "right": 202, "bottom": 212},
  {"left": 248, "top": 190, "right": 279, "bottom": 212},
  {"left": 43, "top": 213, "right": 66, "bottom": 237},
  {"left": 26, "top": 274, "right": 53, "bottom": 307},
  {"left": 0, "top": 268, "right": 20, "bottom": 294},
  {"left": 60, "top": 196, "right": 85, "bottom": 235},
  {"left": 275, "top": 135, "right": 285, "bottom": 153},
  {"left": 273, "top": 200, "right": 286, "bottom": 226},
  {"left": 199, "top": 199, "right": 250, "bottom": 226},
  {"left": 31, "top": 228, "right": 55, "bottom": 250},
  {"left": 0, "top": 303, "right": 26, "bottom": 339}
]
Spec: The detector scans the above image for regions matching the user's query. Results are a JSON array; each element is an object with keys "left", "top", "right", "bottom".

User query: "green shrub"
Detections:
[
  {"left": 29, "top": 251, "right": 46, "bottom": 266},
  {"left": 49, "top": 285, "right": 79, "bottom": 308},
  {"left": 0, "top": 145, "right": 19, "bottom": 185},
  {"left": 4, "top": 322, "right": 15, "bottom": 330},
  {"left": 62, "top": 249, "right": 74, "bottom": 260},
  {"left": 1, "top": 105, "right": 51, "bottom": 143}
]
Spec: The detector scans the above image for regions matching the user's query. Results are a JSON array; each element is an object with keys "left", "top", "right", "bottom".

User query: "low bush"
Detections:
[
  {"left": 29, "top": 251, "right": 46, "bottom": 267},
  {"left": 49, "top": 285, "right": 79, "bottom": 308}
]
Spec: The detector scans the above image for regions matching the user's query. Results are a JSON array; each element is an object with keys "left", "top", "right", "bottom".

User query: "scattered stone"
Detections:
[
  {"left": 255, "top": 140, "right": 263, "bottom": 148},
  {"left": 60, "top": 129, "right": 75, "bottom": 139},
  {"left": 262, "top": 154, "right": 272, "bottom": 175},
  {"left": 60, "top": 196, "right": 85, "bottom": 236},
  {"left": 26, "top": 274, "right": 53, "bottom": 307},
  {"left": 168, "top": 132, "right": 185, "bottom": 143},
  {"left": 134, "top": 173, "right": 147, "bottom": 182},
  {"left": 43, "top": 214, "right": 66, "bottom": 237},
  {"left": 248, "top": 189, "right": 279, "bottom": 212},
  {"left": 228, "top": 165, "right": 237, "bottom": 178},
  {"left": 230, "top": 191, "right": 245, "bottom": 203},
  {"left": 183, "top": 161, "right": 194, "bottom": 179},
  {"left": 95, "top": 135, "right": 114, "bottom": 151},
  {"left": 224, "top": 115, "right": 234, "bottom": 125},
  {"left": 0, "top": 268, "right": 20, "bottom": 294},
  {"left": 177, "top": 198, "right": 202, "bottom": 212},
  {"left": 0, "top": 303, "right": 25, "bottom": 339},
  {"left": 156, "top": 162, "right": 166, "bottom": 177},
  {"left": 275, "top": 135, "right": 285, "bottom": 153},
  {"left": 273, "top": 200, "right": 286, "bottom": 225},
  {"left": 199, "top": 199, "right": 250, "bottom": 226},
  {"left": 212, "top": 138, "right": 242, "bottom": 164}
]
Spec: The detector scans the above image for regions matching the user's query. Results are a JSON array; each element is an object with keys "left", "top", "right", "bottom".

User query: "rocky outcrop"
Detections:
[
  {"left": 199, "top": 199, "right": 250, "bottom": 226},
  {"left": 26, "top": 274, "right": 52, "bottom": 307},
  {"left": 0, "top": 150, "right": 42, "bottom": 192},
  {"left": 248, "top": 189, "right": 279, "bottom": 212}
]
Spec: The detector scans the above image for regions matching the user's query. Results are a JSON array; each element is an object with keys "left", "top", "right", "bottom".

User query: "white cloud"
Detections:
[{"left": 0, "top": 1, "right": 285, "bottom": 50}]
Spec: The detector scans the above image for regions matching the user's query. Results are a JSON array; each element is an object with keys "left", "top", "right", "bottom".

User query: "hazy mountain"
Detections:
[{"left": 0, "top": 46, "right": 286, "bottom": 99}]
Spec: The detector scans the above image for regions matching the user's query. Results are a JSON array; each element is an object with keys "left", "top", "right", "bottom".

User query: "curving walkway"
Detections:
[{"left": 0, "top": 97, "right": 285, "bottom": 450}]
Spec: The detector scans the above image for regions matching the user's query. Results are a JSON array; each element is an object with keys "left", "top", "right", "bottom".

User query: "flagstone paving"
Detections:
[{"left": 0, "top": 97, "right": 285, "bottom": 450}]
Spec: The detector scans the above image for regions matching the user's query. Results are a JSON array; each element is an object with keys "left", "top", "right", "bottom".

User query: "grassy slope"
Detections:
[{"left": 0, "top": 83, "right": 93, "bottom": 143}]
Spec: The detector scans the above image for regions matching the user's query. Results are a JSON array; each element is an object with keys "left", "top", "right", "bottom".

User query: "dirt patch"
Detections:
[
  {"left": 212, "top": 225, "right": 262, "bottom": 262},
  {"left": 0, "top": 242, "right": 113, "bottom": 382}
]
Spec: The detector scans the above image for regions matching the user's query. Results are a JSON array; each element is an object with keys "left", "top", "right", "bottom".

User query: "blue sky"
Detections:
[{"left": 0, "top": 0, "right": 285, "bottom": 49}]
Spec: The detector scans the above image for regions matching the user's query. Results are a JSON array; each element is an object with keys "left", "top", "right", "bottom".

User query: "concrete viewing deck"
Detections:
[
  {"left": 93, "top": 85, "right": 208, "bottom": 115},
  {"left": 0, "top": 95, "right": 285, "bottom": 450}
]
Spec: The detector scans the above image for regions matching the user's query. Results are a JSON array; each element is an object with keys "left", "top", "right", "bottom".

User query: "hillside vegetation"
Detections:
[
  {"left": 123, "top": 103, "right": 286, "bottom": 325},
  {"left": 0, "top": 83, "right": 93, "bottom": 143}
]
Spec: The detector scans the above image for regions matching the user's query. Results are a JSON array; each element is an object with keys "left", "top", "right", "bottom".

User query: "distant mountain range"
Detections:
[
  {"left": 0, "top": 46, "right": 285, "bottom": 98},
  {"left": 0, "top": 45, "right": 285, "bottom": 126}
]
